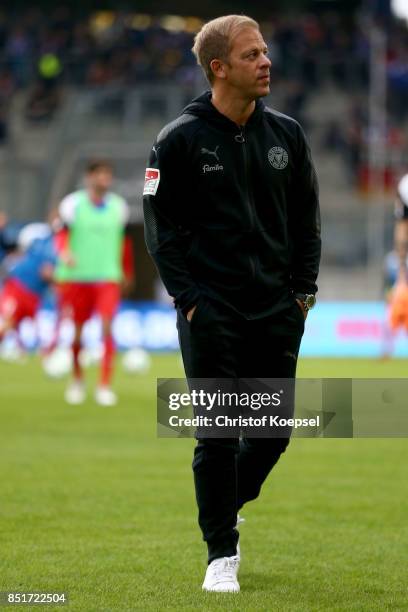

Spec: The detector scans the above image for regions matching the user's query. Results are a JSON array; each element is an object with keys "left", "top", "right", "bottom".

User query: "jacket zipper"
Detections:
[{"left": 236, "top": 126, "right": 256, "bottom": 280}]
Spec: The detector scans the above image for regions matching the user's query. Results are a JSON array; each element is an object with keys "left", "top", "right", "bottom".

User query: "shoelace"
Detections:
[{"left": 211, "top": 557, "right": 239, "bottom": 583}]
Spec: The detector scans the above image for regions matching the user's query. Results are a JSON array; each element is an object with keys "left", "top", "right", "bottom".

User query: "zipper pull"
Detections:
[{"left": 235, "top": 131, "right": 245, "bottom": 143}]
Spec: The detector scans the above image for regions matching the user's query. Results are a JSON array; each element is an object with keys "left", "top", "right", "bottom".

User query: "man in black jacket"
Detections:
[{"left": 143, "top": 14, "right": 321, "bottom": 593}]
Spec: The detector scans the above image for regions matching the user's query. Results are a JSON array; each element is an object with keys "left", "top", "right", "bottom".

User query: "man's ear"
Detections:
[{"left": 210, "top": 59, "right": 227, "bottom": 80}]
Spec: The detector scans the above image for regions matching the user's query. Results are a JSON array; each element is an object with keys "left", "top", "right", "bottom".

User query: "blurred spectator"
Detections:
[
  {"left": 388, "top": 51, "right": 408, "bottom": 122},
  {"left": 0, "top": 212, "right": 9, "bottom": 263},
  {"left": 25, "top": 53, "right": 62, "bottom": 122},
  {"left": 4, "top": 25, "right": 32, "bottom": 87},
  {"left": 0, "top": 213, "right": 25, "bottom": 275},
  {"left": 323, "top": 97, "right": 407, "bottom": 193},
  {"left": 0, "top": 4, "right": 406, "bottom": 192},
  {"left": 283, "top": 80, "right": 308, "bottom": 127},
  {"left": 25, "top": 80, "right": 61, "bottom": 122},
  {"left": 0, "top": 68, "right": 15, "bottom": 143},
  {"left": 0, "top": 6, "right": 405, "bottom": 94}
]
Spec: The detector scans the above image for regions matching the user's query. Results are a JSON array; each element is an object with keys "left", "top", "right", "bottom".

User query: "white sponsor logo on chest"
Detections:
[{"left": 202, "top": 163, "right": 224, "bottom": 174}]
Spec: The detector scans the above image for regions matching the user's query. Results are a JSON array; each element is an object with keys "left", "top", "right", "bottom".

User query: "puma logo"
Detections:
[{"left": 201, "top": 145, "right": 220, "bottom": 162}]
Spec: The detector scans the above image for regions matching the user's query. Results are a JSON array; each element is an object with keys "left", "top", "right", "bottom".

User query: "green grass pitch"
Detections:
[{"left": 1, "top": 355, "right": 407, "bottom": 611}]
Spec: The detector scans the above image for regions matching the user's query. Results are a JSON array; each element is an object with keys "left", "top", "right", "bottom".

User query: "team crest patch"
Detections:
[
  {"left": 268, "top": 147, "right": 288, "bottom": 170},
  {"left": 143, "top": 168, "right": 160, "bottom": 196}
]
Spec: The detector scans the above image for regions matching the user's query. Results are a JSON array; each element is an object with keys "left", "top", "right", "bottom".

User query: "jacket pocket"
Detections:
[
  {"left": 289, "top": 300, "right": 305, "bottom": 330},
  {"left": 189, "top": 297, "right": 206, "bottom": 331}
]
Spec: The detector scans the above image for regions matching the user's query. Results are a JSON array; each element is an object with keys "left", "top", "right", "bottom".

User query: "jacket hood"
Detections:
[{"left": 182, "top": 90, "right": 265, "bottom": 132}]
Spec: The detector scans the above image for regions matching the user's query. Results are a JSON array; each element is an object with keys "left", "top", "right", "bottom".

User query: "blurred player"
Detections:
[
  {"left": 54, "top": 159, "right": 133, "bottom": 406},
  {"left": 389, "top": 173, "right": 408, "bottom": 334},
  {"left": 381, "top": 250, "right": 408, "bottom": 357},
  {"left": 0, "top": 223, "right": 56, "bottom": 350}
]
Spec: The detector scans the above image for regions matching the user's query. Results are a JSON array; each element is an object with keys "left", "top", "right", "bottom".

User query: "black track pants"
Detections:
[{"left": 177, "top": 297, "right": 304, "bottom": 563}]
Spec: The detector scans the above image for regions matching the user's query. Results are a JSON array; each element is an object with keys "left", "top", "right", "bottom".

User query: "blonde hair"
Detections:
[{"left": 192, "top": 15, "right": 260, "bottom": 84}]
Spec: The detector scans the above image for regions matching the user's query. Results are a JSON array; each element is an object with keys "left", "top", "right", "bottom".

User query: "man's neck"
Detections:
[
  {"left": 211, "top": 89, "right": 256, "bottom": 127},
  {"left": 88, "top": 189, "right": 106, "bottom": 204}
]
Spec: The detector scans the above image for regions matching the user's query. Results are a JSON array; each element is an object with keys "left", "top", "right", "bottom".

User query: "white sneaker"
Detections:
[
  {"left": 65, "top": 380, "right": 86, "bottom": 405},
  {"left": 202, "top": 556, "right": 240, "bottom": 593},
  {"left": 95, "top": 386, "right": 117, "bottom": 406}
]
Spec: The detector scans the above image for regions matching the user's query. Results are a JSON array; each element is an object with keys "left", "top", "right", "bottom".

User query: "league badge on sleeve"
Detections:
[{"left": 143, "top": 168, "right": 160, "bottom": 196}]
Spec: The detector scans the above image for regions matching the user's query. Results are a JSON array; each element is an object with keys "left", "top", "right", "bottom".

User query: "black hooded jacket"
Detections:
[{"left": 143, "top": 91, "right": 321, "bottom": 319}]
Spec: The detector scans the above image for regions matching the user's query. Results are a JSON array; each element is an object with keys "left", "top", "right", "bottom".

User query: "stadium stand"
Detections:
[{"left": 0, "top": 6, "right": 407, "bottom": 298}]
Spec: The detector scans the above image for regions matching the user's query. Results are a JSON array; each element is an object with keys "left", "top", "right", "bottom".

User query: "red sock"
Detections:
[
  {"left": 100, "top": 334, "right": 115, "bottom": 387},
  {"left": 72, "top": 340, "right": 82, "bottom": 380}
]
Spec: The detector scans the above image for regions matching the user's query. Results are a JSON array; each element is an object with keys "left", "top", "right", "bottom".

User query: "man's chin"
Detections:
[{"left": 254, "top": 84, "right": 270, "bottom": 99}]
